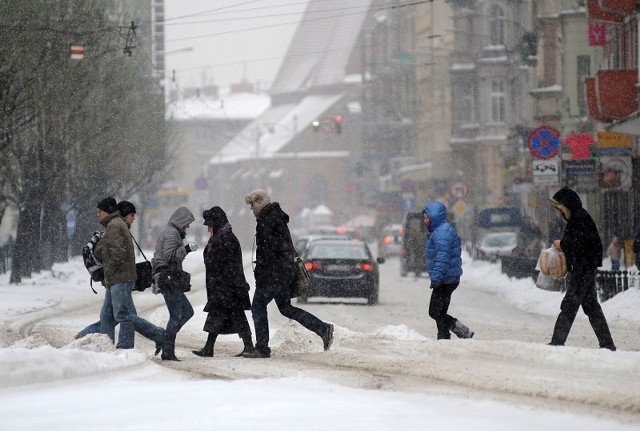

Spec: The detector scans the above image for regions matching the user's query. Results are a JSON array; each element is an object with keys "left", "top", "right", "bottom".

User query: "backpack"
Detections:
[{"left": 82, "top": 231, "right": 104, "bottom": 293}]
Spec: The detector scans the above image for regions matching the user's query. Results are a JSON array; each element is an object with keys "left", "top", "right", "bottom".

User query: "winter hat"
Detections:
[
  {"left": 118, "top": 201, "right": 136, "bottom": 217},
  {"left": 244, "top": 189, "right": 271, "bottom": 215},
  {"left": 203, "top": 206, "right": 228, "bottom": 230},
  {"left": 97, "top": 197, "right": 118, "bottom": 214}
]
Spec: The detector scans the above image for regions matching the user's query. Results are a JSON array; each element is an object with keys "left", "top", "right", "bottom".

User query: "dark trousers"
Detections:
[
  {"left": 428, "top": 283, "right": 459, "bottom": 339},
  {"left": 162, "top": 291, "right": 194, "bottom": 335},
  {"left": 551, "top": 267, "right": 615, "bottom": 348},
  {"left": 252, "top": 284, "right": 327, "bottom": 350}
]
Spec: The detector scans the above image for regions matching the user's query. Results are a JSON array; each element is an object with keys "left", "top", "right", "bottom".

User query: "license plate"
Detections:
[{"left": 327, "top": 264, "right": 351, "bottom": 272}]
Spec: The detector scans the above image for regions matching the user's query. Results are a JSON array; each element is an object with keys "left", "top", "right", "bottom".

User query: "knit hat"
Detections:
[
  {"left": 203, "top": 206, "right": 228, "bottom": 230},
  {"left": 118, "top": 201, "right": 136, "bottom": 217},
  {"left": 97, "top": 197, "right": 118, "bottom": 214},
  {"left": 244, "top": 189, "right": 271, "bottom": 215}
]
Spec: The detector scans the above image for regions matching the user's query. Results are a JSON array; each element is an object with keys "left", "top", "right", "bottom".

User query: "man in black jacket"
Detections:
[
  {"left": 548, "top": 187, "right": 616, "bottom": 351},
  {"left": 243, "top": 189, "right": 334, "bottom": 358}
]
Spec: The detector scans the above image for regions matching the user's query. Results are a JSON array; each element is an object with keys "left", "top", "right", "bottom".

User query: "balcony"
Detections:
[
  {"left": 587, "top": 0, "right": 637, "bottom": 23},
  {"left": 585, "top": 70, "right": 638, "bottom": 122}
]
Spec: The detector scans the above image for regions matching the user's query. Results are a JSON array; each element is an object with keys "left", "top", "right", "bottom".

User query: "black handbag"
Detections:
[
  {"left": 157, "top": 269, "right": 191, "bottom": 293},
  {"left": 290, "top": 256, "right": 310, "bottom": 298},
  {"left": 130, "top": 233, "right": 153, "bottom": 292}
]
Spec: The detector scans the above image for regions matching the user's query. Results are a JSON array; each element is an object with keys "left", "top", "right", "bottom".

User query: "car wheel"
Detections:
[
  {"left": 367, "top": 285, "right": 379, "bottom": 305},
  {"left": 400, "top": 259, "right": 408, "bottom": 277}
]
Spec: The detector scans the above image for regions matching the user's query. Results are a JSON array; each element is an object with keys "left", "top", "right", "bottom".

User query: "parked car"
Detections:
[
  {"left": 298, "top": 239, "right": 384, "bottom": 305},
  {"left": 400, "top": 212, "right": 428, "bottom": 277},
  {"left": 474, "top": 232, "right": 518, "bottom": 262},
  {"left": 378, "top": 224, "right": 404, "bottom": 257}
]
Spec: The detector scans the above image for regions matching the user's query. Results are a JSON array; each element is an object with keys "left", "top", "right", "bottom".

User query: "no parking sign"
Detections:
[{"left": 528, "top": 126, "right": 561, "bottom": 160}]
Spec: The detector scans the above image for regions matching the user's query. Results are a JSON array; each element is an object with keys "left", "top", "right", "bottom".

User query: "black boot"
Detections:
[
  {"left": 192, "top": 333, "right": 215, "bottom": 357},
  {"left": 161, "top": 333, "right": 180, "bottom": 361},
  {"left": 235, "top": 331, "right": 255, "bottom": 357}
]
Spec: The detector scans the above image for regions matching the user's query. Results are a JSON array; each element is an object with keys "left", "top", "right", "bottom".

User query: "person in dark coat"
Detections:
[
  {"left": 243, "top": 189, "right": 334, "bottom": 358},
  {"left": 192, "top": 206, "right": 255, "bottom": 357},
  {"left": 423, "top": 201, "right": 473, "bottom": 340},
  {"left": 548, "top": 186, "right": 616, "bottom": 351}
]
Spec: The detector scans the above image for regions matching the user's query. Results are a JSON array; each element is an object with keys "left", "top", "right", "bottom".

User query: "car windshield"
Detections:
[
  {"left": 308, "top": 243, "right": 368, "bottom": 259},
  {"left": 484, "top": 234, "right": 517, "bottom": 247}
]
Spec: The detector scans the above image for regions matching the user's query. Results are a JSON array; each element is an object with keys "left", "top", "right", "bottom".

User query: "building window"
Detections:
[
  {"left": 577, "top": 56, "right": 590, "bottom": 116},
  {"left": 488, "top": 5, "right": 505, "bottom": 46},
  {"left": 454, "top": 81, "right": 474, "bottom": 123},
  {"left": 489, "top": 79, "right": 506, "bottom": 122}
]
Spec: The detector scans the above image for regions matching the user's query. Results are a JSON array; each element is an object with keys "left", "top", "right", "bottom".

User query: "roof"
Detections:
[
  {"left": 209, "top": 93, "right": 343, "bottom": 165},
  {"left": 270, "top": 0, "right": 372, "bottom": 95},
  {"left": 165, "top": 92, "right": 271, "bottom": 121}
]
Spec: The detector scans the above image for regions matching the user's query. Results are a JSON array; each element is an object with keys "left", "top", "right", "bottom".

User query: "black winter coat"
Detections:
[
  {"left": 203, "top": 229, "right": 251, "bottom": 314},
  {"left": 551, "top": 187, "right": 603, "bottom": 271},
  {"left": 254, "top": 202, "right": 296, "bottom": 290}
]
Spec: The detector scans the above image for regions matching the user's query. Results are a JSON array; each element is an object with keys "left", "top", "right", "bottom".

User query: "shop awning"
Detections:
[
  {"left": 587, "top": 0, "right": 637, "bottom": 23},
  {"left": 585, "top": 70, "right": 638, "bottom": 122}
]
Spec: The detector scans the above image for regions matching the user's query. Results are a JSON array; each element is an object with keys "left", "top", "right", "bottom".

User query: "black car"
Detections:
[{"left": 298, "top": 239, "right": 384, "bottom": 305}]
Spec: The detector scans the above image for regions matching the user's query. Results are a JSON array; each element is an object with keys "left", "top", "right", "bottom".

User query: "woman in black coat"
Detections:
[{"left": 192, "top": 206, "right": 254, "bottom": 357}]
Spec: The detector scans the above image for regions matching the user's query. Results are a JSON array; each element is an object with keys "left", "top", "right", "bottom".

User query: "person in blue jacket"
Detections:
[{"left": 423, "top": 201, "right": 474, "bottom": 340}]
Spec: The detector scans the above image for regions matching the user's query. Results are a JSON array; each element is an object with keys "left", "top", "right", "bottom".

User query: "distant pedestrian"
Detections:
[
  {"left": 192, "top": 206, "right": 254, "bottom": 357},
  {"left": 243, "top": 189, "right": 334, "bottom": 358},
  {"left": 607, "top": 233, "right": 621, "bottom": 271},
  {"left": 633, "top": 228, "right": 640, "bottom": 269},
  {"left": 152, "top": 206, "right": 198, "bottom": 361},
  {"left": 548, "top": 187, "right": 616, "bottom": 351},
  {"left": 423, "top": 201, "right": 474, "bottom": 340}
]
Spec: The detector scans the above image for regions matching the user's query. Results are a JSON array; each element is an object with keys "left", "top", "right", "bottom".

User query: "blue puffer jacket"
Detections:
[{"left": 424, "top": 202, "right": 463, "bottom": 285}]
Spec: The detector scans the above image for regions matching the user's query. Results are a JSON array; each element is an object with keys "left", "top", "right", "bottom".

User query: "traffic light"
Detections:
[{"left": 334, "top": 116, "right": 342, "bottom": 134}]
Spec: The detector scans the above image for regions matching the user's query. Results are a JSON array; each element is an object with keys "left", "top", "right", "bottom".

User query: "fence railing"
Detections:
[
  {"left": 499, "top": 256, "right": 638, "bottom": 302},
  {"left": 0, "top": 243, "right": 13, "bottom": 274},
  {"left": 595, "top": 270, "right": 640, "bottom": 302}
]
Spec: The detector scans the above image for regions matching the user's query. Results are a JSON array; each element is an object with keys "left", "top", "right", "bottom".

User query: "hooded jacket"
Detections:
[
  {"left": 152, "top": 206, "right": 196, "bottom": 273},
  {"left": 423, "top": 202, "right": 463, "bottom": 285},
  {"left": 254, "top": 202, "right": 296, "bottom": 289},
  {"left": 94, "top": 212, "right": 136, "bottom": 285},
  {"left": 549, "top": 187, "right": 602, "bottom": 270}
]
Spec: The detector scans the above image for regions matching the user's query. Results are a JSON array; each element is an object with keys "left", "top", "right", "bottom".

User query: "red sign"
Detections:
[
  {"left": 564, "top": 132, "right": 594, "bottom": 160},
  {"left": 588, "top": 21, "right": 606, "bottom": 46},
  {"left": 70, "top": 44, "right": 85, "bottom": 60}
]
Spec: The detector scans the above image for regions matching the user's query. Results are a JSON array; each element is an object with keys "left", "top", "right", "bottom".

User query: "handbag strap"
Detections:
[{"left": 130, "top": 233, "right": 149, "bottom": 262}]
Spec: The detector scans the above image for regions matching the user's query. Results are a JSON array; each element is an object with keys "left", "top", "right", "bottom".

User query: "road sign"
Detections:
[
  {"left": 449, "top": 181, "right": 469, "bottom": 200},
  {"left": 528, "top": 126, "right": 561, "bottom": 160},
  {"left": 532, "top": 159, "right": 560, "bottom": 186}
]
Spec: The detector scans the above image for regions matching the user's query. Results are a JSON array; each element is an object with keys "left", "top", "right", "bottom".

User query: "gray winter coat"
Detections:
[{"left": 152, "top": 206, "right": 196, "bottom": 274}]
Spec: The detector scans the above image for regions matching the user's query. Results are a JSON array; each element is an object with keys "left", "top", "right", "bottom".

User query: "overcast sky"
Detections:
[{"left": 163, "top": 0, "right": 309, "bottom": 92}]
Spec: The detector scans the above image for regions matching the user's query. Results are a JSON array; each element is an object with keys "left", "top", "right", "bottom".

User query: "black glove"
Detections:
[{"left": 430, "top": 283, "right": 440, "bottom": 290}]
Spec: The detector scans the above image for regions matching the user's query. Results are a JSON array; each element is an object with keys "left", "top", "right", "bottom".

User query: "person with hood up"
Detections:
[
  {"left": 151, "top": 206, "right": 198, "bottom": 361},
  {"left": 192, "top": 206, "right": 254, "bottom": 357},
  {"left": 423, "top": 201, "right": 474, "bottom": 340},
  {"left": 243, "top": 189, "right": 334, "bottom": 358},
  {"left": 548, "top": 186, "right": 616, "bottom": 351},
  {"left": 93, "top": 197, "right": 168, "bottom": 353}
]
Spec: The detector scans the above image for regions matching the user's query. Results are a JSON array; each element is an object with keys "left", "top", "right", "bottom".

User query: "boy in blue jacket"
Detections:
[{"left": 423, "top": 201, "right": 474, "bottom": 340}]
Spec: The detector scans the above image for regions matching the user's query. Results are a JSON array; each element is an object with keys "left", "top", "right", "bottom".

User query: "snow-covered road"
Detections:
[{"left": 2, "top": 250, "right": 640, "bottom": 429}]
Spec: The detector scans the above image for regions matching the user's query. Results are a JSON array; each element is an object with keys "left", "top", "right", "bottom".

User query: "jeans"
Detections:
[
  {"left": 102, "top": 281, "right": 165, "bottom": 348},
  {"left": 611, "top": 260, "right": 620, "bottom": 271},
  {"left": 78, "top": 321, "right": 101, "bottom": 338},
  {"left": 161, "top": 291, "right": 194, "bottom": 335},
  {"left": 428, "top": 283, "right": 459, "bottom": 339},
  {"left": 96, "top": 287, "right": 135, "bottom": 348},
  {"left": 252, "top": 284, "right": 327, "bottom": 350}
]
